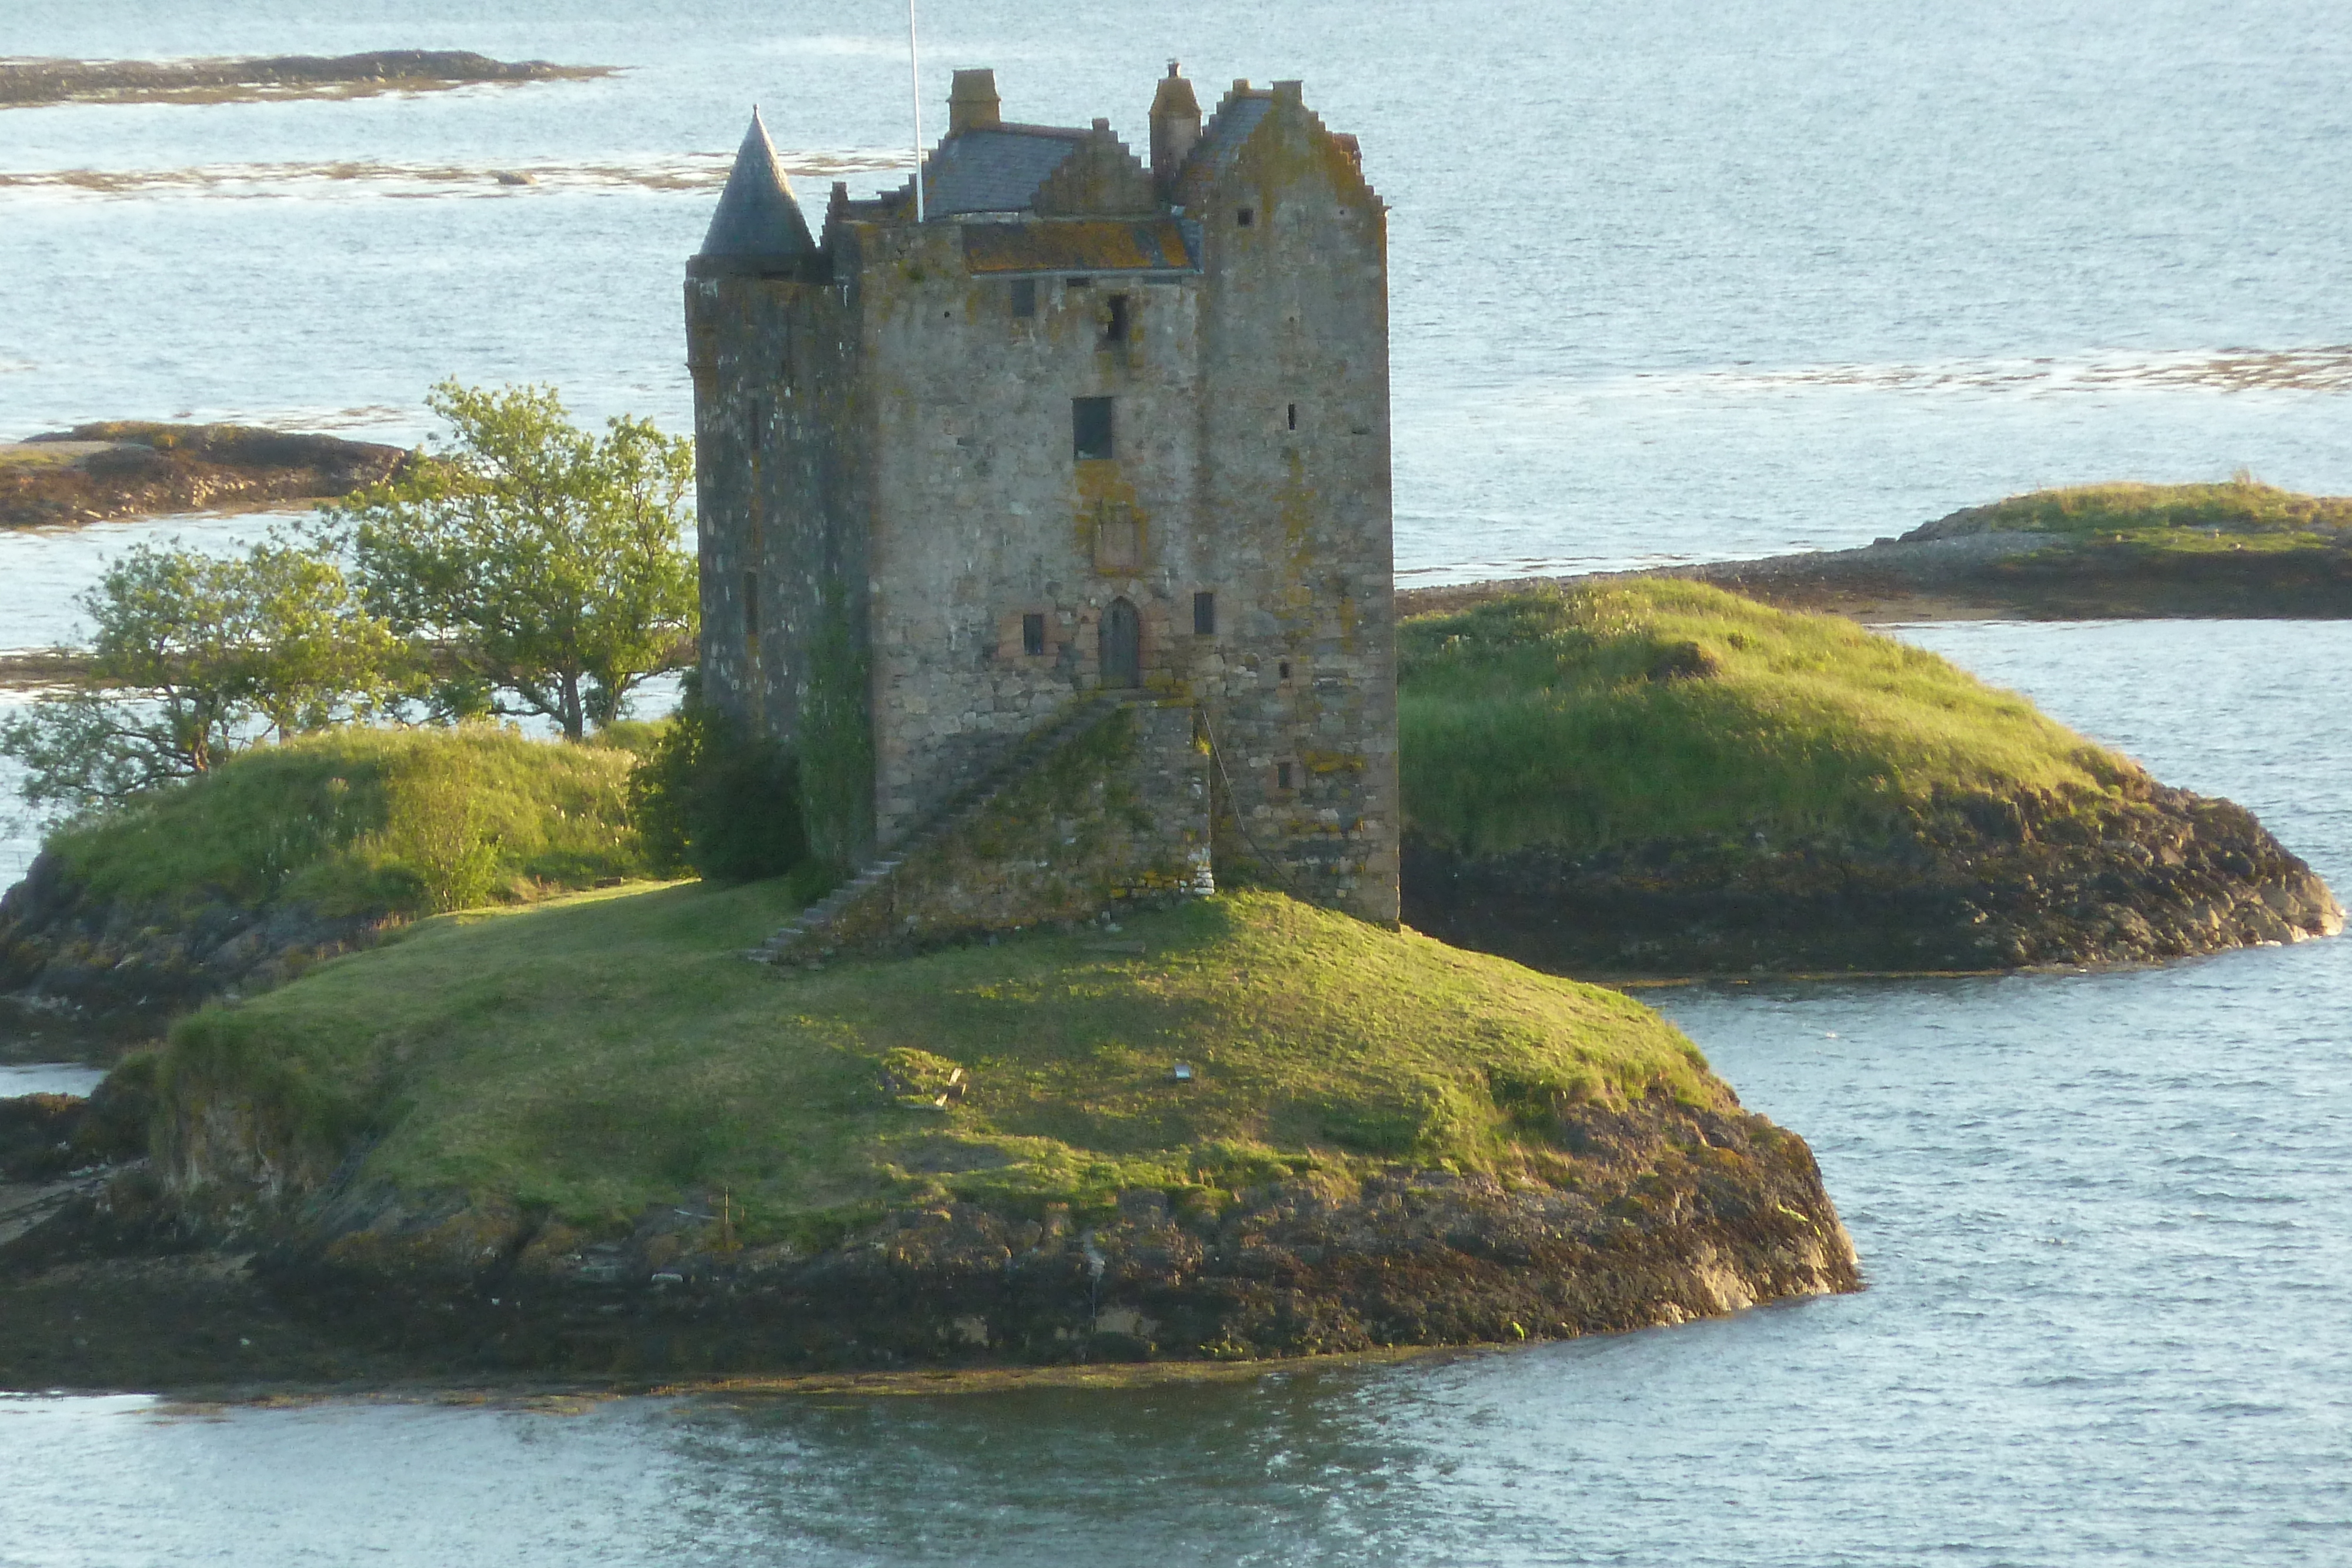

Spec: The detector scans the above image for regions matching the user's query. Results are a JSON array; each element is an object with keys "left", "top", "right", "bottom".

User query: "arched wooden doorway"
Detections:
[{"left": 1100, "top": 597, "right": 1141, "bottom": 688}]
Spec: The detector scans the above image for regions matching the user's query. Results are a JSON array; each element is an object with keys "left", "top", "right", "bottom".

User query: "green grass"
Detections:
[
  {"left": 1939, "top": 476, "right": 2352, "bottom": 540},
  {"left": 51, "top": 725, "right": 652, "bottom": 915},
  {"left": 1398, "top": 580, "right": 2137, "bottom": 857},
  {"left": 162, "top": 885, "right": 1720, "bottom": 1238}
]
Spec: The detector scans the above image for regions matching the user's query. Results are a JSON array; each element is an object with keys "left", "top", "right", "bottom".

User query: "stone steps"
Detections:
[{"left": 748, "top": 694, "right": 1134, "bottom": 967}]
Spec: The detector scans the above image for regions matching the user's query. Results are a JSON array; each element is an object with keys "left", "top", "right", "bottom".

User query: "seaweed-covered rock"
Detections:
[{"left": 1404, "top": 781, "right": 2341, "bottom": 975}]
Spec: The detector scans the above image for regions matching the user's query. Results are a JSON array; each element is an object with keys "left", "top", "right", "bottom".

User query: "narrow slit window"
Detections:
[
  {"left": 1011, "top": 278, "right": 1037, "bottom": 318},
  {"left": 743, "top": 571, "right": 760, "bottom": 637},
  {"left": 1105, "top": 294, "right": 1131, "bottom": 343},
  {"left": 1065, "top": 275, "right": 1093, "bottom": 290},
  {"left": 1022, "top": 611, "right": 1047, "bottom": 657},
  {"left": 1276, "top": 761, "right": 1295, "bottom": 791},
  {"left": 1073, "top": 396, "right": 1115, "bottom": 461},
  {"left": 1193, "top": 590, "right": 1216, "bottom": 636},
  {"left": 1236, "top": 206, "right": 1255, "bottom": 228},
  {"left": 1286, "top": 402, "right": 1298, "bottom": 431}
]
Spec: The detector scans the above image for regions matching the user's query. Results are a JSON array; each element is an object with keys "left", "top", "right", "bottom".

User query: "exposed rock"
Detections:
[
  {"left": 0, "top": 52, "right": 612, "bottom": 110},
  {"left": 0, "top": 421, "right": 412, "bottom": 529},
  {"left": 0, "top": 1086, "right": 1856, "bottom": 1389},
  {"left": 0, "top": 1065, "right": 151, "bottom": 1182},
  {"left": 1403, "top": 781, "right": 2343, "bottom": 977},
  {"left": 0, "top": 851, "right": 388, "bottom": 1062}
]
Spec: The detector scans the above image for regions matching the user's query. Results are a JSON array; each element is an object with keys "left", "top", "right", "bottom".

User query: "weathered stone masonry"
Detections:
[{"left": 688, "top": 66, "right": 1397, "bottom": 925}]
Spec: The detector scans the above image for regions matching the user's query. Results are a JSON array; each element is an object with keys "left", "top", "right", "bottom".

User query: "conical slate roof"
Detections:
[{"left": 696, "top": 109, "right": 816, "bottom": 270}]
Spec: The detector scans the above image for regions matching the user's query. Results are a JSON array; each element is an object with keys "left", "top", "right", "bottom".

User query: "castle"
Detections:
[{"left": 685, "top": 64, "right": 1397, "bottom": 935}]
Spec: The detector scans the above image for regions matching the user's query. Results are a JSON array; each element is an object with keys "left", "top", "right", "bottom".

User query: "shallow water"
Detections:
[
  {"left": 0, "top": 1063, "right": 106, "bottom": 1098},
  {"left": 5, "top": 2, "right": 2352, "bottom": 1560}
]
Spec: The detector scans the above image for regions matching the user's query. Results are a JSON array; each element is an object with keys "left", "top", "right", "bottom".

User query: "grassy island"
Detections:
[
  {"left": 1396, "top": 580, "right": 2340, "bottom": 973},
  {"left": 1910, "top": 476, "right": 2352, "bottom": 548},
  {"left": 168, "top": 885, "right": 1708, "bottom": 1228},
  {"left": 46, "top": 880, "right": 1856, "bottom": 1379},
  {"left": 0, "top": 726, "right": 652, "bottom": 1059},
  {"left": 1399, "top": 579, "right": 2126, "bottom": 859}
]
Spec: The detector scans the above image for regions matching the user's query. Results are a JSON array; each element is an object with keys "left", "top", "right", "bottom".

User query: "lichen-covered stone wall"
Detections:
[{"left": 818, "top": 701, "right": 1210, "bottom": 953}]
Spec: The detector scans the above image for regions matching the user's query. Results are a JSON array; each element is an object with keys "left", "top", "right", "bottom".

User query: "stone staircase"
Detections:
[{"left": 747, "top": 695, "right": 1132, "bottom": 967}]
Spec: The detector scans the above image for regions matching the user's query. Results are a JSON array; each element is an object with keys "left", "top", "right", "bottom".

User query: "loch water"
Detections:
[{"left": 4, "top": 2, "right": 2352, "bottom": 1562}]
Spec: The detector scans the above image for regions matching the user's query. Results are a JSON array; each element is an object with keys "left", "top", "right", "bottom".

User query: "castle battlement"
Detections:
[{"left": 687, "top": 63, "right": 1397, "bottom": 927}]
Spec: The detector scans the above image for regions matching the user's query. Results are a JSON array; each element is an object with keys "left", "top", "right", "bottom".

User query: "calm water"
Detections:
[{"left": 5, "top": 3, "right": 2352, "bottom": 1561}]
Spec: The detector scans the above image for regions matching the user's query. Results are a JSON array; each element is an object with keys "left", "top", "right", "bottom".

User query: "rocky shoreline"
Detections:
[
  {"left": 1399, "top": 528, "right": 2352, "bottom": 624},
  {"left": 0, "top": 851, "right": 390, "bottom": 1064},
  {"left": 0, "top": 1083, "right": 1856, "bottom": 1391},
  {"left": 1403, "top": 778, "right": 2342, "bottom": 978},
  {"left": 1, "top": 421, "right": 412, "bottom": 529},
  {"left": 0, "top": 51, "right": 612, "bottom": 110}
]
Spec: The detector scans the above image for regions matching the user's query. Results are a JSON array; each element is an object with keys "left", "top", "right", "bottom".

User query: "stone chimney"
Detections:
[
  {"left": 1149, "top": 61, "right": 1201, "bottom": 201},
  {"left": 948, "top": 68, "right": 1001, "bottom": 136}
]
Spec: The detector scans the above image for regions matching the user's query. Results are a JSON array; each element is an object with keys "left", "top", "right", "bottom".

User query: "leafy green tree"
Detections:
[
  {"left": 328, "top": 381, "right": 698, "bottom": 741},
  {"left": 0, "top": 536, "right": 404, "bottom": 808}
]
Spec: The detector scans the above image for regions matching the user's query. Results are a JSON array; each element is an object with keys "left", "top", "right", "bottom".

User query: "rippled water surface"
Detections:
[{"left": 5, "top": 2, "right": 2352, "bottom": 1561}]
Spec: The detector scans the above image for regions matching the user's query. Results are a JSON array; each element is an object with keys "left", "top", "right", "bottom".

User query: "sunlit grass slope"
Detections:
[
  {"left": 1935, "top": 477, "right": 2352, "bottom": 546},
  {"left": 51, "top": 725, "right": 650, "bottom": 915},
  {"left": 1398, "top": 580, "right": 2137, "bottom": 858},
  {"left": 163, "top": 885, "right": 1719, "bottom": 1236}
]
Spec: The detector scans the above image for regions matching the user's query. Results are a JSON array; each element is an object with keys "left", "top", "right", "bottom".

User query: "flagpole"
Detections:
[{"left": 908, "top": 0, "right": 926, "bottom": 222}]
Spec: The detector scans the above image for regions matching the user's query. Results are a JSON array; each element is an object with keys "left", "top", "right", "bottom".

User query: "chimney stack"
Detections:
[
  {"left": 1149, "top": 61, "right": 1201, "bottom": 201},
  {"left": 948, "top": 68, "right": 1001, "bottom": 136}
]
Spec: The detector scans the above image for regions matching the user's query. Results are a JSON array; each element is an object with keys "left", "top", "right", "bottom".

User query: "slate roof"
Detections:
[
  {"left": 696, "top": 109, "right": 816, "bottom": 270},
  {"left": 917, "top": 125, "right": 1087, "bottom": 217}
]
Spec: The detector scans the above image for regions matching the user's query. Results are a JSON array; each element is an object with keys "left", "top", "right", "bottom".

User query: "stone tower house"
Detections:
[{"left": 686, "top": 66, "right": 1396, "bottom": 926}]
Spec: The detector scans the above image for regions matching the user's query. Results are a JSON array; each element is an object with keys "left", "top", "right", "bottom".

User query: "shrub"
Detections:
[{"left": 629, "top": 697, "right": 806, "bottom": 884}]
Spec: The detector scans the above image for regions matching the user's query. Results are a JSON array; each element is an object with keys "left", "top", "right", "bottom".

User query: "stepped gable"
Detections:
[{"left": 691, "top": 108, "right": 816, "bottom": 275}]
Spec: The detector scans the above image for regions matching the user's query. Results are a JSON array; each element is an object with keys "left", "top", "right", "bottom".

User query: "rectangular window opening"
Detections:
[
  {"left": 743, "top": 570, "right": 760, "bottom": 638},
  {"left": 1236, "top": 206, "right": 1255, "bottom": 228},
  {"left": 1286, "top": 402, "right": 1298, "bottom": 431},
  {"left": 1192, "top": 590, "right": 1217, "bottom": 636},
  {"left": 1105, "top": 294, "right": 1131, "bottom": 343},
  {"left": 1073, "top": 396, "right": 1115, "bottom": 461},
  {"left": 1021, "top": 611, "right": 1047, "bottom": 657},
  {"left": 1011, "top": 278, "right": 1037, "bottom": 318},
  {"left": 1278, "top": 658, "right": 1292, "bottom": 680},
  {"left": 1276, "top": 761, "right": 1295, "bottom": 791},
  {"left": 1065, "top": 275, "right": 1094, "bottom": 290}
]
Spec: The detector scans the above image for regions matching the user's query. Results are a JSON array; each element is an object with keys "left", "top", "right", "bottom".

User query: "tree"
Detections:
[
  {"left": 328, "top": 381, "right": 698, "bottom": 741},
  {"left": 0, "top": 536, "right": 404, "bottom": 809}
]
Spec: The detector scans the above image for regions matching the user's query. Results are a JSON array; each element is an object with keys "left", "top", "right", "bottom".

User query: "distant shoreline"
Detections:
[
  {"left": 0, "top": 51, "right": 613, "bottom": 110},
  {"left": 1398, "top": 530, "right": 2352, "bottom": 623},
  {"left": 1, "top": 420, "right": 409, "bottom": 531}
]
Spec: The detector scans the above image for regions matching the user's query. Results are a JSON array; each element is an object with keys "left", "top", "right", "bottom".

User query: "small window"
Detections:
[
  {"left": 1073, "top": 396, "right": 1115, "bottom": 461},
  {"left": 743, "top": 571, "right": 760, "bottom": 637},
  {"left": 1065, "top": 275, "right": 1093, "bottom": 290},
  {"left": 1236, "top": 206, "right": 1255, "bottom": 228},
  {"left": 1105, "top": 294, "right": 1131, "bottom": 343},
  {"left": 1192, "top": 590, "right": 1216, "bottom": 636},
  {"left": 1276, "top": 761, "right": 1295, "bottom": 791},
  {"left": 1022, "top": 611, "right": 1047, "bottom": 657},
  {"left": 1286, "top": 402, "right": 1298, "bottom": 431},
  {"left": 1278, "top": 659, "right": 1292, "bottom": 680},
  {"left": 1011, "top": 278, "right": 1037, "bottom": 318}
]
